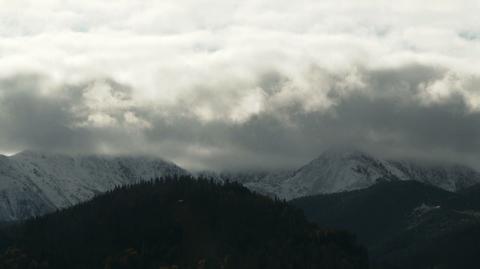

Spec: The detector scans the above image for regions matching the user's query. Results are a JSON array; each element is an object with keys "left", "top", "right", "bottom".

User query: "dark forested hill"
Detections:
[
  {"left": 458, "top": 183, "right": 480, "bottom": 209},
  {"left": 0, "top": 176, "right": 368, "bottom": 269},
  {"left": 291, "top": 180, "right": 480, "bottom": 269}
]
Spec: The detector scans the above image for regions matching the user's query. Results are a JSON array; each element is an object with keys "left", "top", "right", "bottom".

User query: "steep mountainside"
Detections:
[
  {"left": 389, "top": 160, "right": 480, "bottom": 192},
  {"left": 0, "top": 151, "right": 186, "bottom": 221},
  {"left": 291, "top": 180, "right": 480, "bottom": 269},
  {"left": 274, "top": 150, "right": 403, "bottom": 199},
  {"left": 0, "top": 177, "right": 368, "bottom": 269},
  {"left": 239, "top": 149, "right": 480, "bottom": 200}
]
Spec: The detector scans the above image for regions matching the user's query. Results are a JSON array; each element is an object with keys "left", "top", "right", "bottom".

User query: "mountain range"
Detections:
[
  {"left": 2, "top": 149, "right": 480, "bottom": 267},
  {"left": 1, "top": 149, "right": 480, "bottom": 221}
]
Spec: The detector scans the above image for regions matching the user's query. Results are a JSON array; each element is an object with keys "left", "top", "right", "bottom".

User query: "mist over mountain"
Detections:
[
  {"left": 2, "top": 1, "right": 480, "bottom": 268},
  {"left": 3, "top": 1, "right": 480, "bottom": 171}
]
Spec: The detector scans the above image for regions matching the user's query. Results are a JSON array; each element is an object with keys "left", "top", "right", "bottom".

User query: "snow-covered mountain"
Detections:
[
  {"left": 388, "top": 160, "right": 480, "bottom": 192},
  {"left": 239, "top": 149, "right": 480, "bottom": 200},
  {"left": 0, "top": 151, "right": 187, "bottom": 221},
  {"left": 1, "top": 148, "right": 479, "bottom": 221}
]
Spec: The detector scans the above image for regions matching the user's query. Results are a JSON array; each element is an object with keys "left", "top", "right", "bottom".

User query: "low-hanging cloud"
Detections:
[{"left": 1, "top": 1, "right": 480, "bottom": 170}]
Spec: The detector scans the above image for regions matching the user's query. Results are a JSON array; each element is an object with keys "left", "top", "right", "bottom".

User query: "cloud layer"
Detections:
[{"left": 1, "top": 0, "right": 480, "bottom": 170}]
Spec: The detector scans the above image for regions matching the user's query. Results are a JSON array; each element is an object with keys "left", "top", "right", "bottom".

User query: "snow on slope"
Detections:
[
  {"left": 0, "top": 151, "right": 187, "bottom": 221},
  {"left": 240, "top": 149, "right": 480, "bottom": 200},
  {"left": 277, "top": 150, "right": 405, "bottom": 199},
  {"left": 0, "top": 155, "right": 56, "bottom": 221},
  {"left": 2, "top": 148, "right": 479, "bottom": 220},
  {"left": 389, "top": 160, "right": 480, "bottom": 192}
]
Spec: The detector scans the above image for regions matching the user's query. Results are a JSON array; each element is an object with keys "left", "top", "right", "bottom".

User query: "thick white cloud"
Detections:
[{"left": 1, "top": 0, "right": 480, "bottom": 169}]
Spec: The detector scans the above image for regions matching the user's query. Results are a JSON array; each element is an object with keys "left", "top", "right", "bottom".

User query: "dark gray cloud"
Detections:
[
  {"left": 0, "top": 75, "right": 94, "bottom": 153},
  {"left": 1, "top": 0, "right": 480, "bottom": 170},
  {"left": 2, "top": 64, "right": 480, "bottom": 171}
]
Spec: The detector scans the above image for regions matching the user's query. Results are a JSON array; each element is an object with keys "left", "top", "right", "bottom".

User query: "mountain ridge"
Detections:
[
  {"left": 2, "top": 148, "right": 480, "bottom": 221},
  {"left": 0, "top": 150, "right": 187, "bottom": 221},
  {"left": 0, "top": 176, "right": 369, "bottom": 269},
  {"left": 238, "top": 149, "right": 480, "bottom": 199},
  {"left": 291, "top": 179, "right": 480, "bottom": 269}
]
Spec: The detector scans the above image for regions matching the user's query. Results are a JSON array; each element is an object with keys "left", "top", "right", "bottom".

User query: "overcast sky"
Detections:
[{"left": 1, "top": 0, "right": 480, "bottom": 170}]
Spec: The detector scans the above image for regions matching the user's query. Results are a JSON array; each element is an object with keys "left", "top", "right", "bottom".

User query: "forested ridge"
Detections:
[
  {"left": 292, "top": 180, "right": 480, "bottom": 269},
  {"left": 0, "top": 176, "right": 368, "bottom": 269}
]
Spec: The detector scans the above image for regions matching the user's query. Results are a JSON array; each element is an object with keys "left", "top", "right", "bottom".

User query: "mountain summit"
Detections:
[
  {"left": 279, "top": 149, "right": 402, "bottom": 198},
  {"left": 243, "top": 149, "right": 480, "bottom": 200},
  {"left": 0, "top": 151, "right": 187, "bottom": 221}
]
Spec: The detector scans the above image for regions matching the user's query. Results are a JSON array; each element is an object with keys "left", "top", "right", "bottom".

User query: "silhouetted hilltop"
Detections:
[{"left": 0, "top": 176, "right": 368, "bottom": 269}]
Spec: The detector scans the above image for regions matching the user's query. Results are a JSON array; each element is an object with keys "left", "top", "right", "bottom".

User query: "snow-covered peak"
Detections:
[
  {"left": 0, "top": 151, "right": 188, "bottom": 221},
  {"left": 275, "top": 149, "right": 402, "bottom": 199},
  {"left": 241, "top": 149, "right": 480, "bottom": 200}
]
